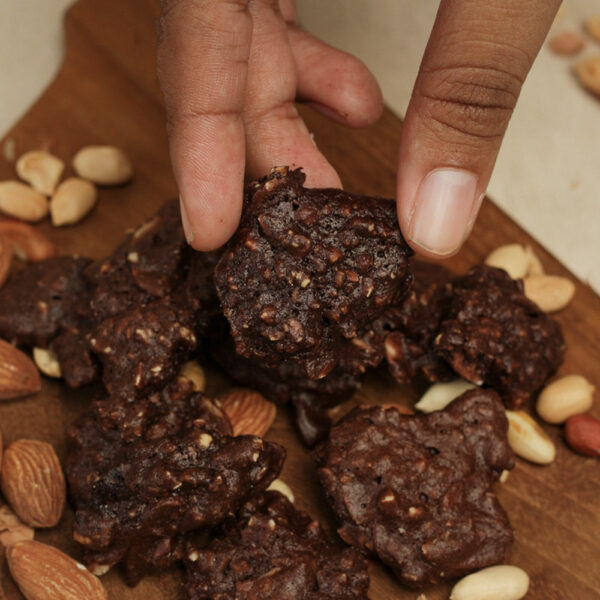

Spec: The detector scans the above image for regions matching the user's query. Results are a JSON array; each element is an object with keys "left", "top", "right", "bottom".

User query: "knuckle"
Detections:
[{"left": 417, "top": 64, "right": 523, "bottom": 140}]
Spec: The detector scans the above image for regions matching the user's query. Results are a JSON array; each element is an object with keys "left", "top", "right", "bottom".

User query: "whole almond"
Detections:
[
  {"left": 506, "top": 410, "right": 556, "bottom": 464},
  {"left": 0, "top": 503, "right": 34, "bottom": 547},
  {"left": 0, "top": 339, "right": 41, "bottom": 399},
  {"left": 16, "top": 150, "right": 64, "bottom": 196},
  {"left": 548, "top": 30, "right": 585, "bottom": 55},
  {"left": 72, "top": 145, "right": 133, "bottom": 185},
  {"left": 415, "top": 379, "right": 476, "bottom": 413},
  {"left": 450, "top": 565, "right": 529, "bottom": 600},
  {"left": 33, "top": 347, "right": 62, "bottom": 379},
  {"left": 574, "top": 56, "right": 600, "bottom": 98},
  {"left": 7, "top": 540, "right": 107, "bottom": 600},
  {"left": 484, "top": 244, "right": 530, "bottom": 279},
  {"left": 0, "top": 220, "right": 57, "bottom": 261},
  {"left": 50, "top": 177, "right": 97, "bottom": 226},
  {"left": 0, "top": 181, "right": 48, "bottom": 222},
  {"left": 585, "top": 16, "right": 600, "bottom": 42},
  {"left": 0, "top": 233, "right": 12, "bottom": 289},
  {"left": 178, "top": 360, "right": 206, "bottom": 392},
  {"left": 536, "top": 375, "right": 595, "bottom": 424},
  {"left": 523, "top": 275, "right": 575, "bottom": 312},
  {"left": 267, "top": 479, "right": 295, "bottom": 503},
  {"left": 217, "top": 388, "right": 276, "bottom": 437},
  {"left": 1, "top": 439, "right": 66, "bottom": 527},
  {"left": 565, "top": 414, "right": 600, "bottom": 457}
]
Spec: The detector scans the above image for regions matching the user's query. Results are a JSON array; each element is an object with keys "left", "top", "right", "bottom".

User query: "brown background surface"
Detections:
[{"left": 0, "top": 0, "right": 599, "bottom": 598}]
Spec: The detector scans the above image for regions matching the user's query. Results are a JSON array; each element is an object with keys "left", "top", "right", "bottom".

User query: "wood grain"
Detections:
[{"left": 0, "top": 0, "right": 599, "bottom": 598}]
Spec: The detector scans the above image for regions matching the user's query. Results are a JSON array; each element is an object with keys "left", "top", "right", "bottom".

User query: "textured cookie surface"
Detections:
[
  {"left": 315, "top": 389, "right": 514, "bottom": 587},
  {"left": 214, "top": 167, "right": 413, "bottom": 379},
  {"left": 185, "top": 491, "right": 370, "bottom": 600}
]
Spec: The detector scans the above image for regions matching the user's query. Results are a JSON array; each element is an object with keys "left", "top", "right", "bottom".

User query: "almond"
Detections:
[
  {"left": 72, "top": 145, "right": 133, "bottom": 186},
  {"left": 0, "top": 233, "right": 12, "bottom": 289},
  {"left": 0, "top": 181, "right": 48, "bottom": 222},
  {"left": 0, "top": 503, "right": 34, "bottom": 547},
  {"left": 1, "top": 439, "right": 66, "bottom": 527},
  {"left": 0, "top": 339, "right": 41, "bottom": 399},
  {"left": 7, "top": 540, "right": 107, "bottom": 600},
  {"left": 50, "top": 177, "right": 97, "bottom": 226},
  {"left": 217, "top": 388, "right": 276, "bottom": 437},
  {"left": 0, "top": 220, "right": 57, "bottom": 261},
  {"left": 565, "top": 414, "right": 600, "bottom": 457},
  {"left": 178, "top": 360, "right": 206, "bottom": 392},
  {"left": 16, "top": 150, "right": 65, "bottom": 196}
]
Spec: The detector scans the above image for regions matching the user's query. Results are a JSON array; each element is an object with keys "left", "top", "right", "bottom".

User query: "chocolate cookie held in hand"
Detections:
[
  {"left": 184, "top": 490, "right": 370, "bottom": 600},
  {"left": 314, "top": 389, "right": 514, "bottom": 587},
  {"left": 434, "top": 265, "right": 565, "bottom": 408},
  {"left": 66, "top": 379, "right": 285, "bottom": 586},
  {"left": 214, "top": 166, "right": 413, "bottom": 380}
]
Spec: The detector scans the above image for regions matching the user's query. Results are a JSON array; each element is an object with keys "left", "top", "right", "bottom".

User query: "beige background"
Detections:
[{"left": 1, "top": 0, "right": 599, "bottom": 291}]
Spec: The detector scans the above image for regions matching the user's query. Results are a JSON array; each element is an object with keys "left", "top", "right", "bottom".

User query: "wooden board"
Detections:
[{"left": 0, "top": 0, "right": 599, "bottom": 598}]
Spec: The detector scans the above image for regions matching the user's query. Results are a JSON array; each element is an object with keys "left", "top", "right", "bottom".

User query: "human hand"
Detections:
[{"left": 157, "top": 0, "right": 383, "bottom": 250}]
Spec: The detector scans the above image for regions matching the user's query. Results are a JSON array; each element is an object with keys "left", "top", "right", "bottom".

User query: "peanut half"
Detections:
[
  {"left": 523, "top": 275, "right": 575, "bottom": 313},
  {"left": 536, "top": 375, "right": 595, "bottom": 424},
  {"left": 178, "top": 360, "right": 206, "bottom": 392},
  {"left": 33, "top": 347, "right": 62, "bottom": 379},
  {"left": 415, "top": 379, "right": 476, "bottom": 413},
  {"left": 267, "top": 479, "right": 295, "bottom": 503},
  {"left": 484, "top": 244, "right": 530, "bottom": 279},
  {"left": 16, "top": 150, "right": 64, "bottom": 196},
  {"left": 506, "top": 410, "right": 556, "bottom": 464},
  {"left": 450, "top": 565, "right": 530, "bottom": 600},
  {"left": 50, "top": 177, "right": 97, "bottom": 226},
  {"left": 72, "top": 145, "right": 133, "bottom": 186},
  {"left": 0, "top": 220, "right": 57, "bottom": 262},
  {"left": 0, "top": 181, "right": 48, "bottom": 222}
]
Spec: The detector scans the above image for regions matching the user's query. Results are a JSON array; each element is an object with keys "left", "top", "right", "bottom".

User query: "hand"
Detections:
[
  {"left": 158, "top": 0, "right": 561, "bottom": 256},
  {"left": 157, "top": 0, "right": 382, "bottom": 250}
]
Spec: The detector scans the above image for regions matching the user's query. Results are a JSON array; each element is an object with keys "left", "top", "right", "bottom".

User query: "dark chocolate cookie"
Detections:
[
  {"left": 214, "top": 167, "right": 413, "bottom": 379},
  {"left": 434, "top": 265, "right": 565, "bottom": 408},
  {"left": 66, "top": 380, "right": 285, "bottom": 585},
  {"left": 184, "top": 490, "right": 370, "bottom": 600},
  {"left": 53, "top": 327, "right": 98, "bottom": 388},
  {"left": 315, "top": 389, "right": 514, "bottom": 587}
]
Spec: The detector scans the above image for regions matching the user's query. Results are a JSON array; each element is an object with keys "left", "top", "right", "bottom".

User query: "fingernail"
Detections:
[
  {"left": 408, "top": 168, "right": 479, "bottom": 256},
  {"left": 179, "top": 195, "right": 194, "bottom": 244}
]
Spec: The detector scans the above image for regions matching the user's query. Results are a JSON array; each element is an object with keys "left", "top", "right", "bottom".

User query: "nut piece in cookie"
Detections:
[
  {"left": 66, "top": 379, "right": 285, "bottom": 586},
  {"left": 314, "top": 388, "right": 515, "bottom": 587},
  {"left": 214, "top": 167, "right": 413, "bottom": 379},
  {"left": 434, "top": 265, "right": 565, "bottom": 408},
  {"left": 184, "top": 490, "right": 370, "bottom": 600}
]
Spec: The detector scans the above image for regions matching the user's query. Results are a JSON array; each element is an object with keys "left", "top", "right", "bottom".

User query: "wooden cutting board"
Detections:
[{"left": 0, "top": 1, "right": 599, "bottom": 598}]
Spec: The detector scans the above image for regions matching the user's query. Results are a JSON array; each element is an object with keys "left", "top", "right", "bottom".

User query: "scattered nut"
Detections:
[
  {"left": 415, "top": 379, "right": 477, "bottom": 413},
  {"left": 2, "top": 138, "right": 16, "bottom": 162},
  {"left": 0, "top": 220, "right": 57, "bottom": 261},
  {"left": 506, "top": 410, "right": 556, "bottom": 464},
  {"left": 16, "top": 150, "right": 64, "bottom": 196},
  {"left": 585, "top": 16, "right": 600, "bottom": 42},
  {"left": 267, "top": 478, "right": 295, "bottom": 503},
  {"left": 178, "top": 360, "right": 206, "bottom": 392},
  {"left": 536, "top": 375, "right": 595, "bottom": 424},
  {"left": 33, "top": 347, "right": 62, "bottom": 379},
  {"left": 50, "top": 177, "right": 97, "bottom": 226},
  {"left": 574, "top": 56, "right": 600, "bottom": 98},
  {"left": 548, "top": 30, "right": 585, "bottom": 55},
  {"left": 523, "top": 275, "right": 575, "bottom": 312},
  {"left": 217, "top": 388, "right": 277, "bottom": 437},
  {"left": 450, "top": 565, "right": 530, "bottom": 600},
  {"left": 499, "top": 470, "right": 510, "bottom": 483},
  {"left": 0, "top": 234, "right": 12, "bottom": 289},
  {"left": 0, "top": 503, "right": 34, "bottom": 547},
  {"left": 7, "top": 540, "right": 107, "bottom": 600},
  {"left": 1, "top": 439, "right": 66, "bottom": 528},
  {"left": 0, "top": 339, "right": 41, "bottom": 399},
  {"left": 484, "top": 244, "right": 530, "bottom": 279},
  {"left": 72, "top": 145, "right": 133, "bottom": 186},
  {"left": 524, "top": 245, "right": 544, "bottom": 276},
  {"left": 565, "top": 414, "right": 600, "bottom": 457},
  {"left": 0, "top": 181, "right": 48, "bottom": 222}
]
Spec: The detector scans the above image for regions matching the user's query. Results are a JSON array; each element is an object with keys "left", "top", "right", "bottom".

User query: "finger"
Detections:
[
  {"left": 157, "top": 0, "right": 252, "bottom": 250},
  {"left": 288, "top": 27, "right": 383, "bottom": 128},
  {"left": 397, "top": 0, "right": 561, "bottom": 257},
  {"left": 244, "top": 0, "right": 341, "bottom": 188}
]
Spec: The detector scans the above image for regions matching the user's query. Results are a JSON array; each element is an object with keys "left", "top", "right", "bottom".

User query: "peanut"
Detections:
[
  {"left": 565, "top": 414, "right": 600, "bottom": 458},
  {"left": 536, "top": 375, "right": 594, "bottom": 424},
  {"left": 0, "top": 181, "right": 48, "bottom": 222},
  {"left": 506, "top": 410, "right": 556, "bottom": 464},
  {"left": 415, "top": 379, "right": 476, "bottom": 413},
  {"left": 50, "top": 178, "right": 97, "bottom": 226},
  {"left": 16, "top": 150, "right": 64, "bottom": 196},
  {"left": 72, "top": 145, "right": 133, "bottom": 186},
  {"left": 484, "top": 244, "right": 530, "bottom": 280},
  {"left": 450, "top": 565, "right": 529, "bottom": 600},
  {"left": 523, "top": 275, "right": 575, "bottom": 313}
]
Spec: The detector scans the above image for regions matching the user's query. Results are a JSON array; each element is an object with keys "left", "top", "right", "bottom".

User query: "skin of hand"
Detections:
[{"left": 157, "top": 0, "right": 561, "bottom": 256}]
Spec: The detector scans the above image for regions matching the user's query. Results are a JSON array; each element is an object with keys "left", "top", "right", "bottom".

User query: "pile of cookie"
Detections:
[{"left": 0, "top": 166, "right": 576, "bottom": 598}]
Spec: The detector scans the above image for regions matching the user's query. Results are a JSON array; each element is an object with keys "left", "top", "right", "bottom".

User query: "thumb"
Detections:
[{"left": 397, "top": 0, "right": 560, "bottom": 258}]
